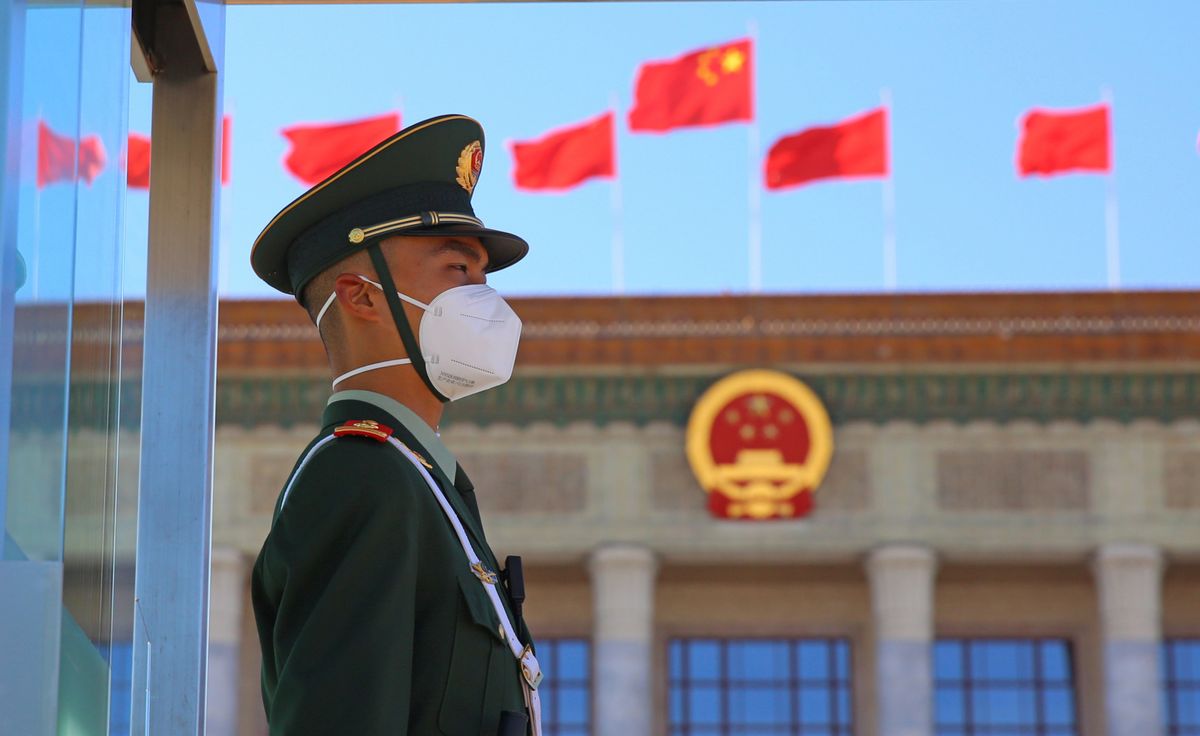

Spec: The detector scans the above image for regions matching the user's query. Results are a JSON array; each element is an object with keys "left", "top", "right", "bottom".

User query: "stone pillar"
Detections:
[
  {"left": 589, "top": 544, "right": 659, "bottom": 736},
  {"left": 206, "top": 546, "right": 246, "bottom": 736},
  {"left": 1094, "top": 543, "right": 1164, "bottom": 736},
  {"left": 867, "top": 544, "right": 937, "bottom": 736}
]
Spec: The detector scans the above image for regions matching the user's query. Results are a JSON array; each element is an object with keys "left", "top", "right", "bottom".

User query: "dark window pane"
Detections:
[
  {"left": 688, "top": 686, "right": 722, "bottom": 724},
  {"left": 668, "top": 637, "right": 854, "bottom": 735},
  {"left": 936, "top": 686, "right": 965, "bottom": 725},
  {"left": 1041, "top": 642, "right": 1071, "bottom": 682},
  {"left": 935, "top": 641, "right": 963, "bottom": 681},
  {"left": 798, "top": 641, "right": 830, "bottom": 680},
  {"left": 535, "top": 638, "right": 593, "bottom": 736},
  {"left": 690, "top": 640, "right": 722, "bottom": 681},
  {"left": 936, "top": 638, "right": 1077, "bottom": 736}
]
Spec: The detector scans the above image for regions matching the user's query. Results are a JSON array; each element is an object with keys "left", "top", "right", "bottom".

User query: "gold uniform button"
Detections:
[{"left": 348, "top": 228, "right": 365, "bottom": 244}]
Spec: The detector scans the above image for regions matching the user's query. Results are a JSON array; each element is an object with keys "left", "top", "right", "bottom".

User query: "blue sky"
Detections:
[{"left": 34, "top": 1, "right": 1200, "bottom": 300}]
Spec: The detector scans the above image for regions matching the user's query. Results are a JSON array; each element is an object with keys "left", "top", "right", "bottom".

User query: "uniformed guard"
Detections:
[{"left": 249, "top": 114, "right": 542, "bottom": 736}]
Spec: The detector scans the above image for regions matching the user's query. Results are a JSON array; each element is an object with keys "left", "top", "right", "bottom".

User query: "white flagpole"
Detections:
[
  {"left": 881, "top": 88, "right": 897, "bottom": 292},
  {"left": 747, "top": 20, "right": 762, "bottom": 293},
  {"left": 609, "top": 94, "right": 624, "bottom": 294},
  {"left": 1102, "top": 87, "right": 1119, "bottom": 290}
]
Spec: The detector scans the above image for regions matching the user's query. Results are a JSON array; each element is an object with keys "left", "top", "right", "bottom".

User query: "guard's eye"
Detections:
[{"left": 450, "top": 264, "right": 468, "bottom": 273}]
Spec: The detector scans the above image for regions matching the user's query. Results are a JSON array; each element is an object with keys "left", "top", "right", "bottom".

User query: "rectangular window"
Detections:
[
  {"left": 1164, "top": 638, "right": 1200, "bottom": 736},
  {"left": 537, "top": 638, "right": 591, "bottom": 736},
  {"left": 668, "top": 637, "right": 853, "bottom": 735},
  {"left": 934, "top": 638, "right": 1079, "bottom": 736}
]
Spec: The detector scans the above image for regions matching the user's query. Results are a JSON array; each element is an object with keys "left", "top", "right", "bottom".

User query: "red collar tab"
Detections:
[{"left": 333, "top": 419, "right": 394, "bottom": 443}]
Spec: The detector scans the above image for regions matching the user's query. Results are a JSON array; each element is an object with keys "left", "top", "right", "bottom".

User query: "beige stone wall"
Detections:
[{"left": 195, "top": 417, "right": 1200, "bottom": 734}]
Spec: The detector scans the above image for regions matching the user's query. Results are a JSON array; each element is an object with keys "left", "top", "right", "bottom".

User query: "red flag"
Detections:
[
  {"left": 221, "top": 115, "right": 232, "bottom": 186},
  {"left": 76, "top": 136, "right": 106, "bottom": 185},
  {"left": 1017, "top": 104, "right": 1110, "bottom": 177},
  {"left": 628, "top": 38, "right": 753, "bottom": 133},
  {"left": 281, "top": 112, "right": 401, "bottom": 185},
  {"left": 38, "top": 121, "right": 107, "bottom": 188},
  {"left": 37, "top": 121, "right": 76, "bottom": 188},
  {"left": 127, "top": 133, "right": 151, "bottom": 189},
  {"left": 765, "top": 108, "right": 888, "bottom": 190},
  {"left": 510, "top": 112, "right": 615, "bottom": 192},
  {"left": 126, "top": 115, "right": 231, "bottom": 190}
]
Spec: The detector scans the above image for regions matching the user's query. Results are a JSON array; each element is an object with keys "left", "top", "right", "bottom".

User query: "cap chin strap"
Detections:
[{"left": 367, "top": 244, "right": 450, "bottom": 403}]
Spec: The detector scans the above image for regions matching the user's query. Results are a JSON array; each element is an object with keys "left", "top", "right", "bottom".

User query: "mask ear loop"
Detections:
[{"left": 367, "top": 243, "right": 450, "bottom": 403}]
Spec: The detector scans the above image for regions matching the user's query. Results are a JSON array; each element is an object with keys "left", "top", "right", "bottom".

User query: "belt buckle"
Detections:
[{"left": 520, "top": 645, "right": 544, "bottom": 690}]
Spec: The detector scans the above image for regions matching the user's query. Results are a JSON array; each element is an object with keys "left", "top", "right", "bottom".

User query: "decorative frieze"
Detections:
[
  {"left": 937, "top": 450, "right": 1090, "bottom": 511},
  {"left": 14, "top": 370, "right": 1200, "bottom": 431},
  {"left": 455, "top": 452, "right": 588, "bottom": 514},
  {"left": 1164, "top": 450, "right": 1200, "bottom": 510}
]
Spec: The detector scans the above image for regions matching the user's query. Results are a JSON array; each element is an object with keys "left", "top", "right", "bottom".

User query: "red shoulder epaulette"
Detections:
[{"left": 332, "top": 419, "right": 394, "bottom": 443}]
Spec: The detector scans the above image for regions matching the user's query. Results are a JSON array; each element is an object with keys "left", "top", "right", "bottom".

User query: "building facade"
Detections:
[{"left": 49, "top": 290, "right": 1200, "bottom": 735}]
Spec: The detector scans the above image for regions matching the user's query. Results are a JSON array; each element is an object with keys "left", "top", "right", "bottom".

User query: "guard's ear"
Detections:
[{"left": 333, "top": 274, "right": 382, "bottom": 323}]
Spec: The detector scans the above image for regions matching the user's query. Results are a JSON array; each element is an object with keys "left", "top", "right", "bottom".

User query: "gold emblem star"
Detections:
[
  {"left": 746, "top": 394, "right": 771, "bottom": 417},
  {"left": 724, "top": 409, "right": 741, "bottom": 424},
  {"left": 763, "top": 424, "right": 779, "bottom": 440},
  {"left": 739, "top": 424, "right": 756, "bottom": 440}
]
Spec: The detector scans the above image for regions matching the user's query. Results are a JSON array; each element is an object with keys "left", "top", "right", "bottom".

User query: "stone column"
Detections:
[
  {"left": 867, "top": 544, "right": 937, "bottom": 736},
  {"left": 206, "top": 546, "right": 246, "bottom": 736},
  {"left": 1094, "top": 543, "right": 1164, "bottom": 736},
  {"left": 589, "top": 544, "right": 659, "bottom": 736}
]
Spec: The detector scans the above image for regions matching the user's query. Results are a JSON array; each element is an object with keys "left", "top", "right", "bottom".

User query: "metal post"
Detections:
[{"left": 129, "top": 2, "right": 224, "bottom": 734}]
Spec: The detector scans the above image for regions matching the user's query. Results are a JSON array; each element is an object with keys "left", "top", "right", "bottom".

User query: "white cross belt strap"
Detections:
[
  {"left": 386, "top": 437, "right": 543, "bottom": 736},
  {"left": 276, "top": 433, "right": 543, "bottom": 734}
]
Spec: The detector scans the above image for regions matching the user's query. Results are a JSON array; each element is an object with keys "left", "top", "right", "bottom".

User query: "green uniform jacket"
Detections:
[{"left": 251, "top": 398, "right": 531, "bottom": 735}]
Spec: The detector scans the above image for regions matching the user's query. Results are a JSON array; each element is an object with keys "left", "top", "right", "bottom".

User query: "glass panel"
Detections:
[
  {"left": 935, "top": 639, "right": 1079, "bottom": 736},
  {"left": 2, "top": 1, "right": 138, "bottom": 733},
  {"left": 669, "top": 638, "right": 854, "bottom": 735},
  {"left": 535, "top": 638, "right": 593, "bottom": 736}
]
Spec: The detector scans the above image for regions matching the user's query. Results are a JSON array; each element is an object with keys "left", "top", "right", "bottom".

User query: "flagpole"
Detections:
[
  {"left": 881, "top": 88, "right": 897, "bottom": 292},
  {"left": 609, "top": 93, "right": 625, "bottom": 294},
  {"left": 747, "top": 19, "right": 762, "bottom": 293},
  {"left": 1102, "top": 87, "right": 1119, "bottom": 290}
]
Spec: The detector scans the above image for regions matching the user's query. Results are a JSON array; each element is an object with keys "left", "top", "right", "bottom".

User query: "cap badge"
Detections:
[{"left": 456, "top": 140, "right": 483, "bottom": 194}]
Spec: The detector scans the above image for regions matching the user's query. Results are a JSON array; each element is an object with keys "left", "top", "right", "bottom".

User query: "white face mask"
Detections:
[{"left": 316, "top": 275, "right": 522, "bottom": 401}]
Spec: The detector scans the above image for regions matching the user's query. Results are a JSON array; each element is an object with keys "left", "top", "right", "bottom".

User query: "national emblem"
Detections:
[{"left": 685, "top": 370, "right": 834, "bottom": 520}]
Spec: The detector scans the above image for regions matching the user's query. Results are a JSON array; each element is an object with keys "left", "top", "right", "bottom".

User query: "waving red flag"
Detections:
[
  {"left": 127, "top": 115, "right": 232, "bottom": 190},
  {"left": 628, "top": 38, "right": 753, "bottom": 133},
  {"left": 221, "top": 115, "right": 232, "bottom": 185},
  {"left": 281, "top": 112, "right": 401, "bottom": 185},
  {"left": 127, "top": 133, "right": 151, "bottom": 188},
  {"left": 37, "top": 122, "right": 77, "bottom": 188},
  {"left": 765, "top": 108, "right": 888, "bottom": 190},
  {"left": 511, "top": 112, "right": 615, "bottom": 192},
  {"left": 1017, "top": 104, "right": 1110, "bottom": 176},
  {"left": 38, "top": 121, "right": 107, "bottom": 188}
]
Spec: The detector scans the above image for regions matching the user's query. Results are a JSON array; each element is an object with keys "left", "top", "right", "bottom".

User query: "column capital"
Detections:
[
  {"left": 1093, "top": 542, "right": 1164, "bottom": 643},
  {"left": 866, "top": 543, "right": 938, "bottom": 576},
  {"left": 866, "top": 543, "right": 938, "bottom": 643},
  {"left": 588, "top": 543, "right": 659, "bottom": 576}
]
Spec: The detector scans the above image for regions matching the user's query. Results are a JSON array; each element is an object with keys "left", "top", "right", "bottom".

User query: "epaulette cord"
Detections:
[{"left": 332, "top": 419, "right": 394, "bottom": 442}]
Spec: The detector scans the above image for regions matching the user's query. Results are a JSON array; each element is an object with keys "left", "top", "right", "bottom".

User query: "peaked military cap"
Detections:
[{"left": 251, "top": 114, "right": 528, "bottom": 298}]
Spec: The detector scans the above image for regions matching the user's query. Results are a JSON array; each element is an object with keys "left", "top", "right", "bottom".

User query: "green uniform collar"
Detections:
[{"left": 326, "top": 390, "right": 457, "bottom": 483}]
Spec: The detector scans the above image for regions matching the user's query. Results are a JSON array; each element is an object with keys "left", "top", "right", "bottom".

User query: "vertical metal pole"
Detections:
[
  {"left": 746, "top": 21, "right": 761, "bottom": 294},
  {"left": 130, "top": 3, "right": 224, "bottom": 734},
  {"left": 1102, "top": 88, "right": 1119, "bottom": 290},
  {"left": 881, "top": 89, "right": 897, "bottom": 292},
  {"left": 608, "top": 95, "right": 624, "bottom": 295}
]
